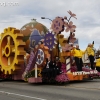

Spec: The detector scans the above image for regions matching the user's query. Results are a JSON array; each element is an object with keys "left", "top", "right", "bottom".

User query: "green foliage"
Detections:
[{"left": 25, "top": 70, "right": 40, "bottom": 78}]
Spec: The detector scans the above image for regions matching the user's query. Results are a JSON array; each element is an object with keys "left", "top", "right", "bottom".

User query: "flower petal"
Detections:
[
  {"left": 74, "top": 16, "right": 77, "bottom": 19},
  {"left": 64, "top": 22, "right": 68, "bottom": 27},
  {"left": 72, "top": 14, "right": 76, "bottom": 17},
  {"left": 68, "top": 10, "right": 72, "bottom": 16},
  {"left": 70, "top": 28, "right": 74, "bottom": 32},
  {"left": 69, "top": 21, "right": 73, "bottom": 26},
  {"left": 72, "top": 25, "right": 76, "bottom": 28},
  {"left": 67, "top": 10, "right": 71, "bottom": 14},
  {"left": 65, "top": 28, "right": 70, "bottom": 32},
  {"left": 64, "top": 16, "right": 67, "bottom": 20}
]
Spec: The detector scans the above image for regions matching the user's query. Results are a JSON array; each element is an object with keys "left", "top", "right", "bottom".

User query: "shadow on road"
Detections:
[{"left": 0, "top": 78, "right": 100, "bottom": 87}]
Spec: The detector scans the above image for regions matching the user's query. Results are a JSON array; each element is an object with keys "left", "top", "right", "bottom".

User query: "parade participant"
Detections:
[
  {"left": 86, "top": 41, "right": 95, "bottom": 70},
  {"left": 53, "top": 58, "right": 61, "bottom": 77},
  {"left": 96, "top": 55, "right": 100, "bottom": 72},
  {"left": 71, "top": 44, "right": 84, "bottom": 71}
]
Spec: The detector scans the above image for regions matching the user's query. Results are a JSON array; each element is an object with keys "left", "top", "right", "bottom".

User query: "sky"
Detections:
[{"left": 0, "top": 0, "right": 100, "bottom": 50}]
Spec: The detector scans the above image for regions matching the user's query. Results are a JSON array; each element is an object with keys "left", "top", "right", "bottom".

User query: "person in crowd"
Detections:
[
  {"left": 86, "top": 41, "right": 95, "bottom": 70},
  {"left": 96, "top": 55, "right": 100, "bottom": 72},
  {"left": 71, "top": 44, "right": 84, "bottom": 71}
]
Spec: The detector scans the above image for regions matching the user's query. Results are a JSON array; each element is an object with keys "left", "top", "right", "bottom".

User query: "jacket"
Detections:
[
  {"left": 86, "top": 46, "right": 94, "bottom": 56},
  {"left": 96, "top": 58, "right": 100, "bottom": 67},
  {"left": 71, "top": 48, "right": 85, "bottom": 58}
]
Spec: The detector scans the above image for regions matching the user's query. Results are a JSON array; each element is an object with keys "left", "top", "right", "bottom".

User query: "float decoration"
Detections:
[
  {"left": 29, "top": 29, "right": 44, "bottom": 49},
  {"left": 24, "top": 50, "right": 38, "bottom": 73},
  {"left": 25, "top": 51, "right": 35, "bottom": 72},
  {"left": 64, "top": 10, "right": 77, "bottom": 38},
  {"left": 44, "top": 31, "right": 56, "bottom": 50},
  {"left": 64, "top": 21, "right": 76, "bottom": 33},
  {"left": 0, "top": 11, "right": 100, "bottom": 83},
  {"left": 36, "top": 49, "right": 44, "bottom": 65},
  {"left": 20, "top": 19, "right": 48, "bottom": 52},
  {"left": 55, "top": 73, "right": 69, "bottom": 83},
  {"left": 67, "top": 10, "right": 77, "bottom": 19},
  {"left": 0, "top": 27, "right": 26, "bottom": 74},
  {"left": 34, "top": 43, "right": 50, "bottom": 67},
  {"left": 51, "top": 17, "right": 64, "bottom": 34},
  {"left": 59, "top": 10, "right": 77, "bottom": 59}
]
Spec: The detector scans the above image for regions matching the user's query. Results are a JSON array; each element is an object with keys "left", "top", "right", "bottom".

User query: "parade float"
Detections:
[{"left": 0, "top": 10, "right": 100, "bottom": 83}]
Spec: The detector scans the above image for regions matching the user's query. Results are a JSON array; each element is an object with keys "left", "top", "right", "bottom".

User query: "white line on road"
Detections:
[{"left": 0, "top": 90, "right": 46, "bottom": 100}]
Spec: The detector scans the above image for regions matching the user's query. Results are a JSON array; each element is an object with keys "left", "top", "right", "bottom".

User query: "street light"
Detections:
[{"left": 41, "top": 17, "right": 52, "bottom": 22}]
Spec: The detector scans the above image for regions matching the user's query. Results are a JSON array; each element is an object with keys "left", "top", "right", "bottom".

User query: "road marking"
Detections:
[{"left": 0, "top": 90, "right": 46, "bottom": 100}]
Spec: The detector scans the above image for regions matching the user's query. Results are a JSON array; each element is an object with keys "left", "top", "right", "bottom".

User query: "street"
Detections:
[{"left": 0, "top": 79, "right": 100, "bottom": 100}]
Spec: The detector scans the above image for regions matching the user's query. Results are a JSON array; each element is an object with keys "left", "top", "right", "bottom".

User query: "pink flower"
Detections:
[
  {"left": 50, "top": 17, "right": 64, "bottom": 34},
  {"left": 64, "top": 21, "right": 76, "bottom": 33},
  {"left": 64, "top": 16, "right": 67, "bottom": 20},
  {"left": 68, "top": 10, "right": 77, "bottom": 19},
  {"left": 55, "top": 73, "right": 69, "bottom": 82},
  {"left": 69, "top": 33, "right": 76, "bottom": 43}
]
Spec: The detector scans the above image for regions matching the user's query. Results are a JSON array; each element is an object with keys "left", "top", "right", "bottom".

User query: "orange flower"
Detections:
[
  {"left": 64, "top": 21, "right": 76, "bottom": 32},
  {"left": 68, "top": 10, "right": 77, "bottom": 19}
]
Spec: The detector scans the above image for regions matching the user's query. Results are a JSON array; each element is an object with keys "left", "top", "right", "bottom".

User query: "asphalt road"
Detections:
[{"left": 0, "top": 79, "right": 100, "bottom": 100}]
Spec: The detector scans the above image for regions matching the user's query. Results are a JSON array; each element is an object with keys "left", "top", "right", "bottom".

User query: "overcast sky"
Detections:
[{"left": 0, "top": 0, "right": 100, "bottom": 50}]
